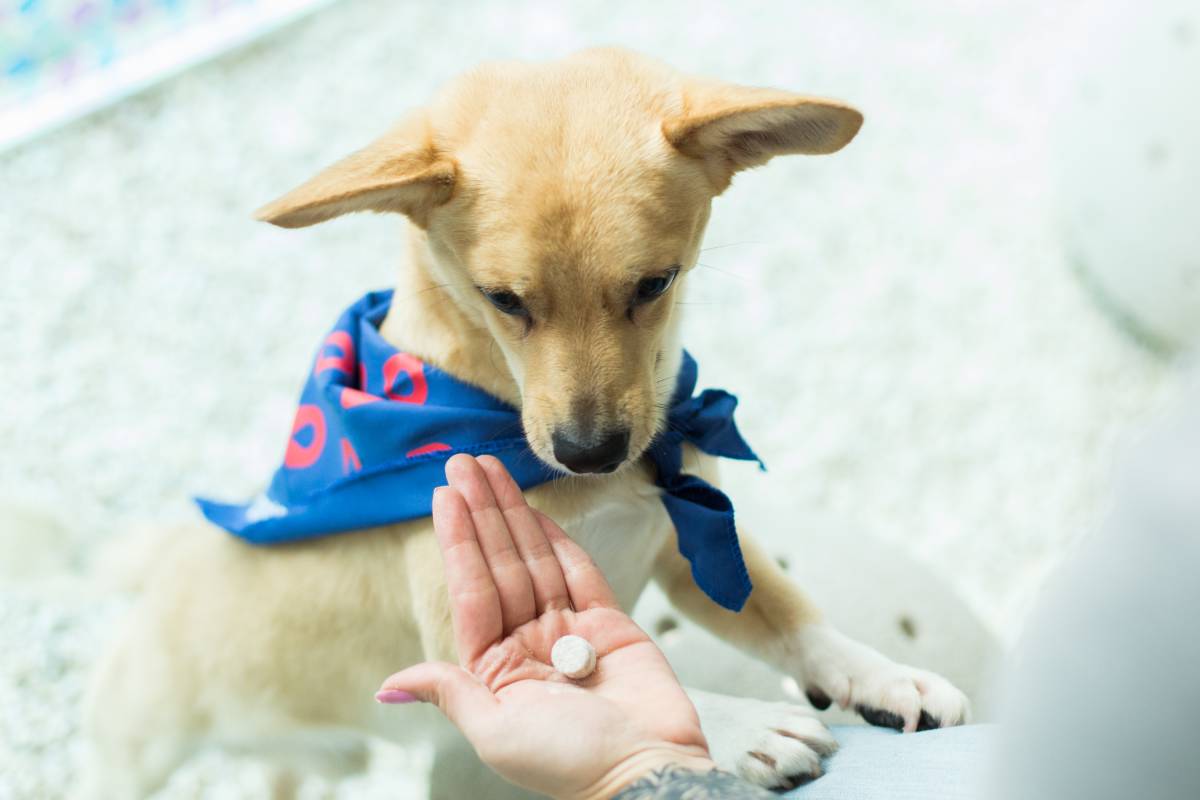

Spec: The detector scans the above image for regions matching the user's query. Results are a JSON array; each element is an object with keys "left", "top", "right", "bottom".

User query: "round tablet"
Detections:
[{"left": 551, "top": 635, "right": 597, "bottom": 679}]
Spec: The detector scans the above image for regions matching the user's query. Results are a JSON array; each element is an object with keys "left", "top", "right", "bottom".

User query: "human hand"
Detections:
[{"left": 377, "top": 454, "right": 715, "bottom": 800}]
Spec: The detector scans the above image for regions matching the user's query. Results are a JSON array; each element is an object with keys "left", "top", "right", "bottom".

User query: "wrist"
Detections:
[{"left": 570, "top": 746, "right": 717, "bottom": 800}]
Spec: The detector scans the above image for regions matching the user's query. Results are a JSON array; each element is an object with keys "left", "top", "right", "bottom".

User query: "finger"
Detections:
[
  {"left": 476, "top": 455, "right": 571, "bottom": 613},
  {"left": 445, "top": 454, "right": 537, "bottom": 633},
  {"left": 432, "top": 484, "right": 502, "bottom": 663},
  {"left": 378, "top": 662, "right": 498, "bottom": 740},
  {"left": 534, "top": 510, "right": 619, "bottom": 610}
]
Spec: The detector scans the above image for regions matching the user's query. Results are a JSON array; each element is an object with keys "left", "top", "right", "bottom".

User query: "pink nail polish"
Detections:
[{"left": 375, "top": 689, "right": 420, "bottom": 704}]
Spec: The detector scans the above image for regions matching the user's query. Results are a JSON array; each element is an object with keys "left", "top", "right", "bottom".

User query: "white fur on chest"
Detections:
[{"left": 525, "top": 470, "right": 671, "bottom": 611}]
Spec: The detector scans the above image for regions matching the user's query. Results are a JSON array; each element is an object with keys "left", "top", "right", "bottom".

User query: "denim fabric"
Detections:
[{"left": 786, "top": 725, "right": 993, "bottom": 800}]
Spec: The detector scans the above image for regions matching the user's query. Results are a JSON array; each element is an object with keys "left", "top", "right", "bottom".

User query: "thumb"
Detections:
[{"left": 377, "top": 661, "right": 498, "bottom": 732}]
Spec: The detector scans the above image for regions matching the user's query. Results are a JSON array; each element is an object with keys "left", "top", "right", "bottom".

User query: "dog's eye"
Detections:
[
  {"left": 480, "top": 288, "right": 528, "bottom": 318},
  {"left": 633, "top": 267, "right": 680, "bottom": 306}
]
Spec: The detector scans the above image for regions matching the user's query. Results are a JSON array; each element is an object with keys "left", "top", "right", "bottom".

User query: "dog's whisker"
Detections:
[
  {"left": 486, "top": 339, "right": 509, "bottom": 386},
  {"left": 699, "top": 240, "right": 763, "bottom": 253},
  {"left": 401, "top": 281, "right": 476, "bottom": 301},
  {"left": 696, "top": 261, "right": 749, "bottom": 281}
]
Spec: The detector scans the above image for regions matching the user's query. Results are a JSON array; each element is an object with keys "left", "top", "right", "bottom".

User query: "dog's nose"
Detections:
[{"left": 551, "top": 429, "right": 630, "bottom": 474}]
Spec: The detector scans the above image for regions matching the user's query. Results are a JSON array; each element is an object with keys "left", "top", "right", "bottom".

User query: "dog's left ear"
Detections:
[
  {"left": 664, "top": 80, "right": 863, "bottom": 191},
  {"left": 255, "top": 113, "right": 455, "bottom": 229}
]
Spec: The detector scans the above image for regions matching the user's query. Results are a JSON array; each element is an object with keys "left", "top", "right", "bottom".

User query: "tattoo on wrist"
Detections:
[{"left": 610, "top": 764, "right": 778, "bottom": 799}]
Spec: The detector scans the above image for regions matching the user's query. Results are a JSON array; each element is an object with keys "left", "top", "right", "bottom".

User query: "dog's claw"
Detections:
[
  {"left": 917, "top": 710, "right": 941, "bottom": 731},
  {"left": 806, "top": 688, "right": 832, "bottom": 710},
  {"left": 855, "top": 704, "right": 905, "bottom": 732}
]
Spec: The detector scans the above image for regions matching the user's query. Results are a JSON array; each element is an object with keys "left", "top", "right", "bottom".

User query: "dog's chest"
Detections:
[{"left": 525, "top": 470, "right": 671, "bottom": 611}]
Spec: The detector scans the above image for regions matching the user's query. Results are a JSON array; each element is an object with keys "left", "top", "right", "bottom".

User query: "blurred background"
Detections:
[{"left": 2, "top": 0, "right": 1197, "bottom": 797}]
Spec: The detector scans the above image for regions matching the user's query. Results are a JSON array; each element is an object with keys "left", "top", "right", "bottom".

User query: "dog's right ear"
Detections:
[{"left": 255, "top": 115, "right": 456, "bottom": 229}]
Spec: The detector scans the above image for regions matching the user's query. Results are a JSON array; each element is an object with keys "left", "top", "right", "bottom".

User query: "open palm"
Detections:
[{"left": 379, "top": 454, "right": 713, "bottom": 800}]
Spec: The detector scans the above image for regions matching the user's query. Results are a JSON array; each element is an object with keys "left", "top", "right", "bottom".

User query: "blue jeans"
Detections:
[{"left": 784, "top": 725, "right": 994, "bottom": 800}]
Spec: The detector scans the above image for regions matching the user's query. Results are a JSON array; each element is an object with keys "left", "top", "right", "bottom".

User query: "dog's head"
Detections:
[{"left": 257, "top": 49, "right": 861, "bottom": 475}]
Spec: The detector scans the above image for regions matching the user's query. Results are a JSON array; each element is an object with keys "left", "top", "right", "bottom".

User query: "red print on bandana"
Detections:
[
  {"left": 383, "top": 353, "right": 429, "bottom": 404},
  {"left": 406, "top": 442, "right": 452, "bottom": 458},
  {"left": 313, "top": 331, "right": 355, "bottom": 377},
  {"left": 339, "top": 388, "right": 380, "bottom": 409},
  {"left": 340, "top": 438, "right": 362, "bottom": 473},
  {"left": 284, "top": 405, "right": 326, "bottom": 468}
]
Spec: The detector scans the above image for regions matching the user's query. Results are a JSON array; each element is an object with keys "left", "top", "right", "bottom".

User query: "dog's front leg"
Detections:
[{"left": 654, "top": 527, "right": 968, "bottom": 786}]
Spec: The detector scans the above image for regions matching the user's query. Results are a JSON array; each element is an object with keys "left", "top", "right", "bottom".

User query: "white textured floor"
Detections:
[{"left": 0, "top": 1, "right": 1181, "bottom": 797}]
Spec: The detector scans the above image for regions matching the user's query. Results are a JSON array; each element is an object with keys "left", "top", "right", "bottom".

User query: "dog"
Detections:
[{"left": 80, "top": 47, "right": 968, "bottom": 799}]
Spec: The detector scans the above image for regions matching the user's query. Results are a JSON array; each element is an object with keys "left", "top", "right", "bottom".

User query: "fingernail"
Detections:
[{"left": 375, "top": 689, "right": 420, "bottom": 704}]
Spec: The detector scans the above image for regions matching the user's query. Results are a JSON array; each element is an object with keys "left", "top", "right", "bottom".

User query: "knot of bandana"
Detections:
[{"left": 197, "top": 290, "right": 763, "bottom": 611}]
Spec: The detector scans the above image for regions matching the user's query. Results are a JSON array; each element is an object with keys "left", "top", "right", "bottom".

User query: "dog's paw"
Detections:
[
  {"left": 796, "top": 625, "right": 970, "bottom": 732},
  {"left": 687, "top": 690, "right": 837, "bottom": 790}
]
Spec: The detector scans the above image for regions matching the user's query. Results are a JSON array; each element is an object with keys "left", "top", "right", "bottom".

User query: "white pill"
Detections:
[{"left": 551, "top": 635, "right": 597, "bottom": 679}]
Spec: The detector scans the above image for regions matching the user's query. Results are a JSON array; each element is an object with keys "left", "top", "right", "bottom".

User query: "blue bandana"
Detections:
[{"left": 197, "top": 290, "right": 763, "bottom": 611}]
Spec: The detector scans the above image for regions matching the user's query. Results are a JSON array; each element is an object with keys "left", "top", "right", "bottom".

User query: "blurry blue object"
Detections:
[
  {"left": 0, "top": 0, "right": 342, "bottom": 151},
  {"left": 787, "top": 726, "right": 992, "bottom": 800}
]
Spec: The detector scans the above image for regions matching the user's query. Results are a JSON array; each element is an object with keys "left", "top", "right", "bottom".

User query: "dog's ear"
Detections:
[
  {"left": 255, "top": 115, "right": 455, "bottom": 229},
  {"left": 664, "top": 80, "right": 862, "bottom": 190}
]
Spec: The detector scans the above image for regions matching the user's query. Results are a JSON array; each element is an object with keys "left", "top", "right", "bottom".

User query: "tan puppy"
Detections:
[{"left": 80, "top": 48, "right": 968, "bottom": 799}]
